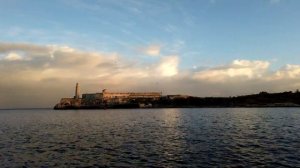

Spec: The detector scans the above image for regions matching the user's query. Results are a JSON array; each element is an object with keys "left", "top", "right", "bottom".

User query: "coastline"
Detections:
[
  {"left": 54, "top": 83, "right": 300, "bottom": 110},
  {"left": 54, "top": 103, "right": 300, "bottom": 110}
]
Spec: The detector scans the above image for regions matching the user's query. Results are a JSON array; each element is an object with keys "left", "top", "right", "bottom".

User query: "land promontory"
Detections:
[{"left": 54, "top": 83, "right": 300, "bottom": 109}]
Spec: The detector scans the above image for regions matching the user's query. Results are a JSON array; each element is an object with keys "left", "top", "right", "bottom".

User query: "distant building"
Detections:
[
  {"left": 82, "top": 88, "right": 162, "bottom": 105},
  {"left": 55, "top": 83, "right": 162, "bottom": 108}
]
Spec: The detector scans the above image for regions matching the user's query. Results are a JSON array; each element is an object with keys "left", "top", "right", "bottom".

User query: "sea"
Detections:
[{"left": 0, "top": 108, "right": 299, "bottom": 167}]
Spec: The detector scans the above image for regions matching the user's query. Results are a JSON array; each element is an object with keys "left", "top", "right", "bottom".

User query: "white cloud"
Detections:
[
  {"left": 3, "top": 52, "right": 24, "bottom": 61},
  {"left": 50, "top": 45, "right": 75, "bottom": 53},
  {"left": 0, "top": 43, "right": 180, "bottom": 107},
  {"left": 1, "top": 42, "right": 300, "bottom": 108},
  {"left": 140, "top": 44, "right": 161, "bottom": 56},
  {"left": 273, "top": 64, "right": 300, "bottom": 79},
  {"left": 156, "top": 56, "right": 179, "bottom": 77},
  {"left": 193, "top": 59, "right": 270, "bottom": 82}
]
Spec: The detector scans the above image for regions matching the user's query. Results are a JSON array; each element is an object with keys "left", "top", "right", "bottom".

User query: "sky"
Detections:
[{"left": 1, "top": 0, "right": 300, "bottom": 108}]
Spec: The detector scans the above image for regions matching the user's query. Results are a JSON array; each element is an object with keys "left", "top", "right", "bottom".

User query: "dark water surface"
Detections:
[{"left": 0, "top": 108, "right": 299, "bottom": 167}]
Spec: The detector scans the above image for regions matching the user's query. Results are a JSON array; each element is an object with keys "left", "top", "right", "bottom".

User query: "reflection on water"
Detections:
[{"left": 0, "top": 108, "right": 299, "bottom": 167}]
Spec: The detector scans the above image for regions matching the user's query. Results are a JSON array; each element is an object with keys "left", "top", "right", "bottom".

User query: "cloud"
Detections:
[
  {"left": 193, "top": 60, "right": 270, "bottom": 82},
  {"left": 156, "top": 56, "right": 179, "bottom": 77},
  {"left": 1, "top": 42, "right": 300, "bottom": 108},
  {"left": 0, "top": 42, "right": 180, "bottom": 107},
  {"left": 3, "top": 52, "right": 24, "bottom": 61},
  {"left": 139, "top": 44, "right": 161, "bottom": 56},
  {"left": 273, "top": 64, "right": 300, "bottom": 79}
]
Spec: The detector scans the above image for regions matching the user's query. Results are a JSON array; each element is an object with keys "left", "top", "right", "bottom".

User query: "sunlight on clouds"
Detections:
[
  {"left": 231, "top": 60, "right": 270, "bottom": 69},
  {"left": 193, "top": 59, "right": 270, "bottom": 82},
  {"left": 140, "top": 45, "right": 161, "bottom": 56},
  {"left": 274, "top": 64, "right": 300, "bottom": 79},
  {"left": 48, "top": 45, "right": 76, "bottom": 53},
  {"left": 4, "top": 52, "right": 24, "bottom": 61},
  {"left": 0, "top": 43, "right": 178, "bottom": 86},
  {"left": 156, "top": 56, "right": 179, "bottom": 77},
  {"left": 2, "top": 42, "right": 300, "bottom": 107}
]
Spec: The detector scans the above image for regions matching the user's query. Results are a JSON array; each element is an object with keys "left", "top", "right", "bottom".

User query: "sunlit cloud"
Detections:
[
  {"left": 3, "top": 52, "right": 24, "bottom": 61},
  {"left": 1, "top": 42, "right": 300, "bottom": 108},
  {"left": 193, "top": 60, "right": 270, "bottom": 82},
  {"left": 156, "top": 56, "right": 179, "bottom": 77},
  {"left": 139, "top": 44, "right": 161, "bottom": 56},
  {"left": 273, "top": 64, "right": 300, "bottom": 79}
]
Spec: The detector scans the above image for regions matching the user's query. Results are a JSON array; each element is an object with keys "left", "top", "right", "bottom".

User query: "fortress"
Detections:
[{"left": 54, "top": 83, "right": 162, "bottom": 109}]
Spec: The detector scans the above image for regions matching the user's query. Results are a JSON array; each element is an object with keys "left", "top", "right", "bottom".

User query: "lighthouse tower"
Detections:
[{"left": 74, "top": 83, "right": 80, "bottom": 99}]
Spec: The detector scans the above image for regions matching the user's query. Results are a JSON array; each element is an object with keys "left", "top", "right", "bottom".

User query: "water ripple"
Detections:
[{"left": 0, "top": 108, "right": 299, "bottom": 167}]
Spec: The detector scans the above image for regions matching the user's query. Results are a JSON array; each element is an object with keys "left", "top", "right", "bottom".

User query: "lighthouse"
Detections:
[{"left": 74, "top": 83, "right": 80, "bottom": 99}]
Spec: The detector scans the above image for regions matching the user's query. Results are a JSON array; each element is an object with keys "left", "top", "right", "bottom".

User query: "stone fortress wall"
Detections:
[
  {"left": 55, "top": 83, "right": 162, "bottom": 108},
  {"left": 102, "top": 89, "right": 161, "bottom": 99},
  {"left": 101, "top": 89, "right": 162, "bottom": 105}
]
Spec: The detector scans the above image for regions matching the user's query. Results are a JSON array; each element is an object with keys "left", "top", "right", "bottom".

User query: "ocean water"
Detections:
[{"left": 0, "top": 108, "right": 299, "bottom": 167}]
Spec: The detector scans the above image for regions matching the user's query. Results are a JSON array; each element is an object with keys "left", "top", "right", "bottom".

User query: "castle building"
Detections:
[
  {"left": 55, "top": 83, "right": 162, "bottom": 108},
  {"left": 82, "top": 88, "right": 162, "bottom": 105}
]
